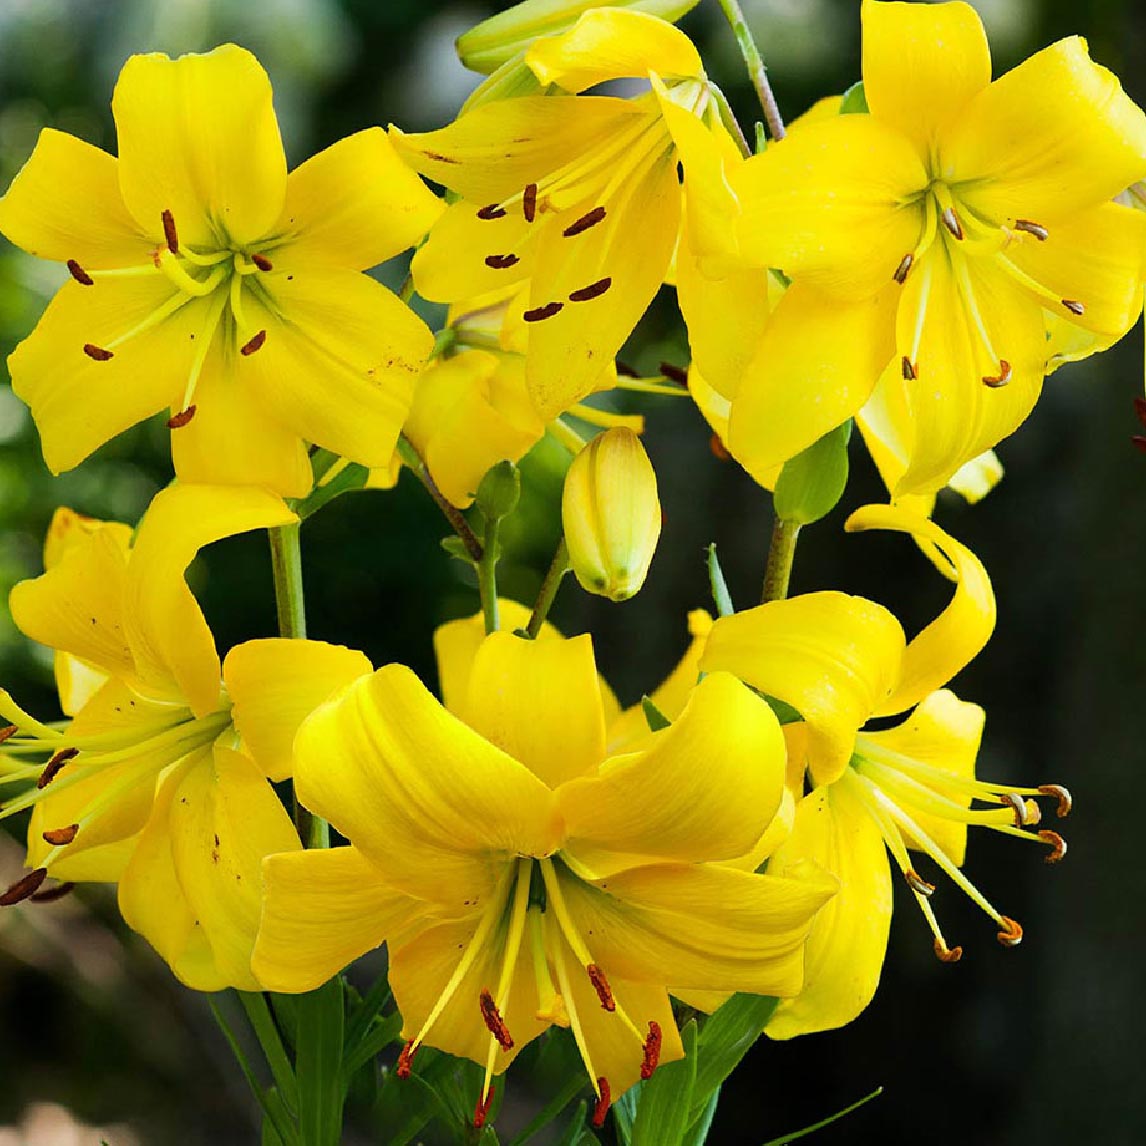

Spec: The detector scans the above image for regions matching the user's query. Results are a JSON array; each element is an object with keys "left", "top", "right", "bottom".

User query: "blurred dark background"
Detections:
[{"left": 0, "top": 0, "right": 1144, "bottom": 1143}]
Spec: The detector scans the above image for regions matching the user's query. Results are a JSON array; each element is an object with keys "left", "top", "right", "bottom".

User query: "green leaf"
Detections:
[
  {"left": 754, "top": 121, "right": 767, "bottom": 154},
  {"left": 239, "top": 992, "right": 299, "bottom": 1115},
  {"left": 688, "top": 995, "right": 779, "bottom": 1126},
  {"left": 772, "top": 421, "right": 852, "bottom": 527},
  {"left": 508, "top": 1073, "right": 589, "bottom": 1146},
  {"left": 441, "top": 535, "right": 475, "bottom": 564},
  {"left": 761, "top": 1087, "right": 883, "bottom": 1145},
  {"left": 642, "top": 695, "right": 672, "bottom": 732},
  {"left": 345, "top": 972, "right": 392, "bottom": 1050},
  {"left": 376, "top": 1066, "right": 453, "bottom": 1146},
  {"left": 342, "top": 1011, "right": 403, "bottom": 1079},
  {"left": 681, "top": 1087, "right": 720, "bottom": 1146},
  {"left": 554, "top": 1101, "right": 590, "bottom": 1146},
  {"left": 706, "top": 544, "right": 735, "bottom": 617},
  {"left": 839, "top": 80, "right": 869, "bottom": 114},
  {"left": 295, "top": 461, "right": 371, "bottom": 521},
  {"left": 632, "top": 1020, "right": 698, "bottom": 1146},
  {"left": 294, "top": 977, "right": 346, "bottom": 1146}
]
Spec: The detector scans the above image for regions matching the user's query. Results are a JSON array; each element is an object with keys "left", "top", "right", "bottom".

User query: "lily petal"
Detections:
[
  {"left": 845, "top": 504, "right": 995, "bottom": 716},
  {"left": 224, "top": 639, "right": 373, "bottom": 782},
  {"left": 113, "top": 45, "right": 286, "bottom": 249},
  {"left": 700, "top": 593, "right": 905, "bottom": 786},
  {"left": 253, "top": 846, "right": 424, "bottom": 993}
]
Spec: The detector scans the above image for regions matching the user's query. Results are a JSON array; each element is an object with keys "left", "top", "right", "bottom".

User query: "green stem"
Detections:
[
  {"left": 711, "top": 83, "right": 752, "bottom": 158},
  {"left": 478, "top": 516, "right": 501, "bottom": 635},
  {"left": 267, "top": 524, "right": 329, "bottom": 849},
  {"left": 239, "top": 992, "right": 300, "bottom": 1114},
  {"left": 526, "top": 539, "right": 570, "bottom": 639},
  {"left": 398, "top": 272, "right": 415, "bottom": 303},
  {"left": 397, "top": 434, "right": 484, "bottom": 562},
  {"left": 761, "top": 517, "right": 800, "bottom": 603},
  {"left": 714, "top": 0, "right": 786, "bottom": 141}
]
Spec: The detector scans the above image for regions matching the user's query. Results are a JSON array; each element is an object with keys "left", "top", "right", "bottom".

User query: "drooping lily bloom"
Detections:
[
  {"left": 0, "top": 44, "right": 442, "bottom": 497},
  {"left": 724, "top": 0, "right": 1146, "bottom": 495},
  {"left": 253, "top": 615, "right": 834, "bottom": 1120},
  {"left": 392, "top": 8, "right": 744, "bottom": 421},
  {"left": 0, "top": 486, "right": 371, "bottom": 990},
  {"left": 699, "top": 504, "right": 1071, "bottom": 1036}
]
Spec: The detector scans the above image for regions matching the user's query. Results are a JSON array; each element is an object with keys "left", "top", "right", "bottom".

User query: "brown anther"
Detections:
[
  {"left": 1038, "top": 829, "right": 1067, "bottom": 864},
  {"left": 240, "top": 329, "right": 267, "bottom": 356},
  {"left": 39, "top": 747, "right": 78, "bottom": 789},
  {"left": 0, "top": 724, "right": 16, "bottom": 744},
  {"left": 999, "top": 791, "right": 1028, "bottom": 828},
  {"left": 0, "top": 868, "right": 47, "bottom": 906},
  {"left": 569, "top": 277, "right": 611, "bottom": 303},
  {"left": 893, "top": 253, "right": 913, "bottom": 284},
  {"left": 473, "top": 1085, "right": 495, "bottom": 1130},
  {"left": 477, "top": 203, "right": 507, "bottom": 220},
  {"left": 83, "top": 343, "right": 114, "bottom": 362},
  {"left": 161, "top": 209, "right": 179, "bottom": 255},
  {"left": 1038, "top": 783, "right": 1072, "bottom": 818},
  {"left": 1062, "top": 299, "right": 1085, "bottom": 316},
  {"left": 904, "top": 869, "right": 935, "bottom": 897},
  {"left": 1014, "top": 219, "right": 1048, "bottom": 241},
  {"left": 523, "top": 183, "right": 538, "bottom": 223},
  {"left": 42, "top": 824, "right": 79, "bottom": 846},
  {"left": 615, "top": 360, "right": 639, "bottom": 378},
  {"left": 941, "top": 206, "right": 964, "bottom": 240},
  {"left": 167, "top": 406, "right": 197, "bottom": 429},
  {"left": 67, "top": 259, "right": 94, "bottom": 286},
  {"left": 484, "top": 253, "right": 520, "bottom": 269},
  {"left": 996, "top": 915, "right": 1023, "bottom": 947},
  {"left": 933, "top": 939, "right": 963, "bottom": 964},
  {"left": 479, "top": 988, "right": 514, "bottom": 1050},
  {"left": 710, "top": 433, "right": 731, "bottom": 461},
  {"left": 901, "top": 355, "right": 916, "bottom": 381},
  {"left": 396, "top": 1039, "right": 416, "bottom": 1079},
  {"left": 251, "top": 253, "right": 273, "bottom": 272},
  {"left": 659, "top": 362, "right": 689, "bottom": 385},
  {"left": 1134, "top": 397, "right": 1146, "bottom": 429},
  {"left": 30, "top": 881, "right": 75, "bottom": 904},
  {"left": 641, "top": 1021, "right": 662, "bottom": 1080},
  {"left": 591, "top": 1077, "right": 612, "bottom": 1129},
  {"left": 564, "top": 206, "right": 607, "bottom": 237},
  {"left": 586, "top": 963, "right": 615, "bottom": 1012},
  {"left": 523, "top": 301, "right": 563, "bottom": 323},
  {"left": 983, "top": 360, "right": 1012, "bottom": 388}
]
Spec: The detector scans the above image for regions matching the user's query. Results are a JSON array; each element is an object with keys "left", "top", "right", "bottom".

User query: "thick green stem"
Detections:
[
  {"left": 478, "top": 517, "right": 501, "bottom": 635},
  {"left": 526, "top": 539, "right": 570, "bottom": 639},
  {"left": 397, "top": 434, "right": 484, "bottom": 562},
  {"left": 267, "top": 524, "right": 328, "bottom": 849},
  {"left": 761, "top": 517, "right": 800, "bottom": 603},
  {"left": 714, "top": 0, "right": 786, "bottom": 141}
]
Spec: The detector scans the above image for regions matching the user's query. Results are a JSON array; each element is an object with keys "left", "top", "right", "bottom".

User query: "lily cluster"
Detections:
[{"left": 0, "top": 0, "right": 1136, "bottom": 1138}]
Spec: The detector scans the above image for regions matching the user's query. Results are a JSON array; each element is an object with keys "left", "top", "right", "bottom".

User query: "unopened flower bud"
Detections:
[{"left": 562, "top": 428, "right": 660, "bottom": 602}]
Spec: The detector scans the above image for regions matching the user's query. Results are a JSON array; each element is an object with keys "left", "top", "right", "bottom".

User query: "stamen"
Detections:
[
  {"left": 477, "top": 203, "right": 507, "bottom": 220},
  {"left": 484, "top": 254, "right": 520, "bottom": 269},
  {"left": 901, "top": 355, "right": 916, "bottom": 381},
  {"left": 479, "top": 988, "right": 514, "bottom": 1050},
  {"left": 396, "top": 1040, "right": 416, "bottom": 1079},
  {"left": 30, "top": 881, "right": 75, "bottom": 903},
  {"left": 1038, "top": 784, "right": 1072, "bottom": 818},
  {"left": 660, "top": 362, "right": 689, "bottom": 385},
  {"left": 167, "top": 406, "right": 197, "bottom": 429},
  {"left": 996, "top": 916, "right": 1023, "bottom": 947},
  {"left": 711, "top": 434, "right": 731, "bottom": 461},
  {"left": 1014, "top": 219, "right": 1048, "bottom": 241},
  {"left": 42, "top": 824, "right": 78, "bottom": 846},
  {"left": 67, "top": 260, "right": 94, "bottom": 286},
  {"left": 564, "top": 207, "right": 607, "bottom": 237},
  {"left": 641, "top": 1021, "right": 662, "bottom": 1080},
  {"left": 240, "top": 330, "right": 267, "bottom": 356},
  {"left": 586, "top": 963, "right": 616, "bottom": 1012},
  {"left": 999, "top": 791, "right": 1028, "bottom": 828},
  {"left": 161, "top": 210, "right": 179, "bottom": 254},
  {"left": 1038, "top": 829, "right": 1067, "bottom": 863},
  {"left": 982, "top": 360, "right": 1012, "bottom": 389},
  {"left": 569, "top": 278, "right": 612, "bottom": 303},
  {"left": 251, "top": 253, "right": 273, "bottom": 272},
  {"left": 523, "top": 183, "right": 538, "bottom": 223},
  {"left": 523, "top": 302, "right": 563, "bottom": 322},
  {"left": 39, "top": 747, "right": 78, "bottom": 788},
  {"left": 591, "top": 1077, "right": 612, "bottom": 1129},
  {"left": 0, "top": 725, "right": 17, "bottom": 744},
  {"left": 83, "top": 344, "right": 114, "bottom": 362},
  {"left": 155, "top": 250, "right": 227, "bottom": 297},
  {"left": 893, "top": 253, "right": 913, "bottom": 284},
  {"left": 904, "top": 870, "right": 935, "bottom": 897},
  {"left": 1062, "top": 299, "right": 1085, "bottom": 316},
  {"left": 473, "top": 1083, "right": 495, "bottom": 1129},
  {"left": 0, "top": 868, "right": 47, "bottom": 906},
  {"left": 941, "top": 207, "right": 964, "bottom": 240},
  {"left": 934, "top": 939, "right": 963, "bottom": 963}
]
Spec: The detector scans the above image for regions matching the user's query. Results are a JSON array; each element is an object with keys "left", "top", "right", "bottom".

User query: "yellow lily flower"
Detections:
[
  {"left": 726, "top": 0, "right": 1146, "bottom": 495},
  {"left": 700, "top": 504, "right": 1070, "bottom": 1036},
  {"left": 0, "top": 44, "right": 442, "bottom": 497},
  {"left": 392, "top": 9, "right": 742, "bottom": 421},
  {"left": 253, "top": 617, "right": 834, "bottom": 1121},
  {"left": 0, "top": 486, "right": 371, "bottom": 991}
]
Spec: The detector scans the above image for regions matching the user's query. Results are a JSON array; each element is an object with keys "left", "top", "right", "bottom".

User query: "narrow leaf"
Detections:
[
  {"left": 294, "top": 977, "right": 346, "bottom": 1146},
  {"left": 839, "top": 81, "right": 869, "bottom": 114},
  {"left": 689, "top": 995, "right": 778, "bottom": 1124},
  {"left": 761, "top": 1087, "right": 883, "bottom": 1145},
  {"left": 706, "top": 544, "right": 735, "bottom": 617},
  {"left": 642, "top": 695, "right": 672, "bottom": 732},
  {"left": 509, "top": 1073, "right": 589, "bottom": 1146},
  {"left": 632, "top": 1020, "right": 698, "bottom": 1146}
]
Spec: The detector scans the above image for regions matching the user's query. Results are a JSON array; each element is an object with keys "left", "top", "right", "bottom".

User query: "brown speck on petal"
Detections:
[
  {"left": 167, "top": 406, "right": 197, "bottom": 429},
  {"left": 523, "top": 301, "right": 563, "bottom": 322},
  {"left": 0, "top": 868, "right": 47, "bottom": 906}
]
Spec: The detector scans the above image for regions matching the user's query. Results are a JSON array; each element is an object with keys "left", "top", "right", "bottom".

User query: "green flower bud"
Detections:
[
  {"left": 562, "top": 428, "right": 661, "bottom": 602},
  {"left": 475, "top": 460, "right": 521, "bottom": 522}
]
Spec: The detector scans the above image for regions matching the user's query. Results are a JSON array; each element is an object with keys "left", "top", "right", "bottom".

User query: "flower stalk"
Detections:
[
  {"left": 526, "top": 538, "right": 571, "bottom": 639},
  {"left": 761, "top": 517, "right": 800, "bottom": 603},
  {"left": 714, "top": 0, "right": 786, "bottom": 140}
]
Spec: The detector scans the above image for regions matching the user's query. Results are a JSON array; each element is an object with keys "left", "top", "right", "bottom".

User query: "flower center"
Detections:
[{"left": 67, "top": 209, "right": 276, "bottom": 427}]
